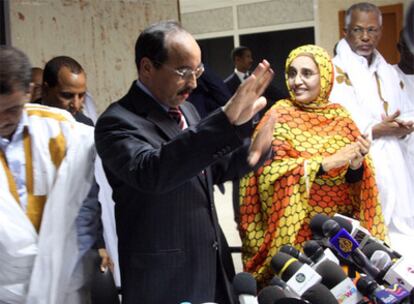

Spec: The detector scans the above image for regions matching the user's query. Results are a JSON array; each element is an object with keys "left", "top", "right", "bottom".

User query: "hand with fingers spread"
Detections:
[
  {"left": 223, "top": 60, "right": 274, "bottom": 126},
  {"left": 372, "top": 110, "right": 414, "bottom": 139},
  {"left": 322, "top": 135, "right": 371, "bottom": 172}
]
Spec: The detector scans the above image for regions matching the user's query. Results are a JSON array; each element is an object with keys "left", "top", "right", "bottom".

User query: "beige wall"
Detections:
[
  {"left": 9, "top": 0, "right": 179, "bottom": 113},
  {"left": 315, "top": 0, "right": 412, "bottom": 56}
]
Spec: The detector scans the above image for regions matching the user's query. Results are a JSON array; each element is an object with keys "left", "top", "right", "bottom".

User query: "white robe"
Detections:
[
  {"left": 0, "top": 104, "right": 95, "bottom": 303},
  {"left": 330, "top": 39, "right": 414, "bottom": 258}
]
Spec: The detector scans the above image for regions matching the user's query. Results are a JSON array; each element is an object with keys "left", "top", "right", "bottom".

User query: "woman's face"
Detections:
[{"left": 287, "top": 55, "right": 320, "bottom": 104}]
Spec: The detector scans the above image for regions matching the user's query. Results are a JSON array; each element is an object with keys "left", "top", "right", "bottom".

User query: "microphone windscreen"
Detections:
[
  {"left": 269, "top": 275, "right": 287, "bottom": 288},
  {"left": 271, "top": 252, "right": 301, "bottom": 281},
  {"left": 370, "top": 250, "right": 392, "bottom": 271},
  {"left": 303, "top": 240, "right": 323, "bottom": 260},
  {"left": 361, "top": 241, "right": 397, "bottom": 259},
  {"left": 356, "top": 276, "right": 377, "bottom": 296},
  {"left": 314, "top": 260, "right": 347, "bottom": 289},
  {"left": 332, "top": 216, "right": 353, "bottom": 233},
  {"left": 257, "top": 286, "right": 286, "bottom": 304},
  {"left": 280, "top": 245, "right": 299, "bottom": 258},
  {"left": 310, "top": 214, "right": 330, "bottom": 239},
  {"left": 233, "top": 272, "right": 257, "bottom": 296},
  {"left": 322, "top": 219, "right": 340, "bottom": 238},
  {"left": 301, "top": 283, "right": 338, "bottom": 304}
]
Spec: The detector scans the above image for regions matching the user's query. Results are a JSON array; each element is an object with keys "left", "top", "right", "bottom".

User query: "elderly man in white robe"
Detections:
[
  {"left": 330, "top": 2, "right": 414, "bottom": 258},
  {"left": 0, "top": 46, "right": 95, "bottom": 303}
]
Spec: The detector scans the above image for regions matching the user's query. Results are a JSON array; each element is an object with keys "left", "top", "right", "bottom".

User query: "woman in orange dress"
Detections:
[{"left": 239, "top": 45, "right": 387, "bottom": 286}]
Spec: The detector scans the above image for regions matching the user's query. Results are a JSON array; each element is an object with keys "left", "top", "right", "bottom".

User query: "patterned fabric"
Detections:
[{"left": 239, "top": 45, "right": 387, "bottom": 286}]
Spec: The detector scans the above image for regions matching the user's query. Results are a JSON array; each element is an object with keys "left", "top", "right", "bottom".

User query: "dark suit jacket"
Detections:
[
  {"left": 95, "top": 83, "right": 252, "bottom": 304},
  {"left": 74, "top": 111, "right": 106, "bottom": 252},
  {"left": 187, "top": 66, "right": 231, "bottom": 118},
  {"left": 224, "top": 73, "right": 241, "bottom": 95}
]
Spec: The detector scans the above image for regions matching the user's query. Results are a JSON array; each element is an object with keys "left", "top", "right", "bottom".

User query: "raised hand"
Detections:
[
  {"left": 223, "top": 60, "right": 274, "bottom": 126},
  {"left": 372, "top": 110, "right": 414, "bottom": 139}
]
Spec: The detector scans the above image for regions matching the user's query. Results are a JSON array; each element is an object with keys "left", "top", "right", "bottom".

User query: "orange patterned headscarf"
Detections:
[{"left": 239, "top": 45, "right": 386, "bottom": 286}]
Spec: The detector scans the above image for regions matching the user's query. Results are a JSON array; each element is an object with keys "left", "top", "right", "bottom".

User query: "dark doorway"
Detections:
[
  {"left": 197, "top": 36, "right": 234, "bottom": 80},
  {"left": 240, "top": 27, "right": 315, "bottom": 99}
]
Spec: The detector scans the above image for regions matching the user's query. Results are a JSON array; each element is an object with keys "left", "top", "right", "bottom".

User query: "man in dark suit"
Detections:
[
  {"left": 225, "top": 47, "right": 286, "bottom": 228},
  {"left": 224, "top": 46, "right": 253, "bottom": 95},
  {"left": 94, "top": 21, "right": 274, "bottom": 304}
]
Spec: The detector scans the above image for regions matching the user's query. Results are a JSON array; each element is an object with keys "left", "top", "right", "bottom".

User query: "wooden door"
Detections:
[{"left": 338, "top": 3, "right": 403, "bottom": 64}]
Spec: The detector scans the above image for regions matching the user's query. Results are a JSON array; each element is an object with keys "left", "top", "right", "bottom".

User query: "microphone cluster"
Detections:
[{"left": 232, "top": 214, "right": 414, "bottom": 304}]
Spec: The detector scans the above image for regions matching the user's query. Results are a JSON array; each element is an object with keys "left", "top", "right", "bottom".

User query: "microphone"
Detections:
[
  {"left": 280, "top": 245, "right": 313, "bottom": 265},
  {"left": 270, "top": 252, "right": 321, "bottom": 296},
  {"left": 269, "top": 275, "right": 300, "bottom": 298},
  {"left": 333, "top": 214, "right": 371, "bottom": 247},
  {"left": 303, "top": 240, "right": 340, "bottom": 267},
  {"left": 322, "top": 219, "right": 381, "bottom": 279},
  {"left": 334, "top": 214, "right": 401, "bottom": 259},
  {"left": 362, "top": 241, "right": 401, "bottom": 261},
  {"left": 310, "top": 214, "right": 330, "bottom": 240},
  {"left": 233, "top": 272, "right": 258, "bottom": 304},
  {"left": 301, "top": 283, "right": 338, "bottom": 304},
  {"left": 364, "top": 245, "right": 414, "bottom": 290},
  {"left": 314, "top": 260, "right": 363, "bottom": 303},
  {"left": 356, "top": 276, "right": 411, "bottom": 304},
  {"left": 379, "top": 256, "right": 414, "bottom": 291},
  {"left": 257, "top": 286, "right": 307, "bottom": 304},
  {"left": 371, "top": 250, "right": 393, "bottom": 271},
  {"left": 257, "top": 286, "right": 286, "bottom": 304}
]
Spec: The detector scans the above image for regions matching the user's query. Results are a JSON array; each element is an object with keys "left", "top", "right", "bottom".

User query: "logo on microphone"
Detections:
[
  {"left": 295, "top": 273, "right": 306, "bottom": 283},
  {"left": 338, "top": 237, "right": 354, "bottom": 253}
]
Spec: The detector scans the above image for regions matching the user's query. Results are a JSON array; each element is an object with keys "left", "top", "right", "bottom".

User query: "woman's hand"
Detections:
[{"left": 321, "top": 135, "right": 370, "bottom": 172}]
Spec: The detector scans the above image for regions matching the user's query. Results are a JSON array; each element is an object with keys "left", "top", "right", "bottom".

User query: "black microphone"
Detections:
[
  {"left": 269, "top": 275, "right": 299, "bottom": 299},
  {"left": 257, "top": 286, "right": 286, "bottom": 304},
  {"left": 310, "top": 214, "right": 330, "bottom": 240},
  {"left": 233, "top": 272, "right": 258, "bottom": 304},
  {"left": 301, "top": 283, "right": 338, "bottom": 304},
  {"left": 314, "top": 260, "right": 363, "bottom": 303},
  {"left": 333, "top": 214, "right": 401, "bottom": 259},
  {"left": 303, "top": 240, "right": 340, "bottom": 267},
  {"left": 356, "top": 276, "right": 411, "bottom": 304},
  {"left": 362, "top": 241, "right": 401, "bottom": 261},
  {"left": 270, "top": 252, "right": 322, "bottom": 296},
  {"left": 257, "top": 286, "right": 307, "bottom": 304},
  {"left": 365, "top": 247, "right": 414, "bottom": 291},
  {"left": 322, "top": 219, "right": 381, "bottom": 279},
  {"left": 280, "top": 245, "right": 313, "bottom": 265}
]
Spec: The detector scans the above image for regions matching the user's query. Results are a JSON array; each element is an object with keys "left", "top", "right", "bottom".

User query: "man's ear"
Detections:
[{"left": 140, "top": 57, "right": 154, "bottom": 79}]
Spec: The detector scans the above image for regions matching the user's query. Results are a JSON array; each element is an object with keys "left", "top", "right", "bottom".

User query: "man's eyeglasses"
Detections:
[
  {"left": 155, "top": 62, "right": 205, "bottom": 80},
  {"left": 350, "top": 26, "right": 380, "bottom": 37}
]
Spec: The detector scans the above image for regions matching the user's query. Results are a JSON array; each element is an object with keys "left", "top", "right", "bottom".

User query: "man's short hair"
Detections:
[
  {"left": 0, "top": 46, "right": 32, "bottom": 94},
  {"left": 135, "top": 20, "right": 185, "bottom": 71},
  {"left": 43, "top": 56, "right": 84, "bottom": 88},
  {"left": 344, "top": 2, "right": 382, "bottom": 29},
  {"left": 231, "top": 46, "right": 250, "bottom": 63}
]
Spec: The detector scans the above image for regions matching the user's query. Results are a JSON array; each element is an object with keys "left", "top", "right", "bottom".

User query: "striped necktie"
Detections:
[{"left": 168, "top": 107, "right": 185, "bottom": 129}]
